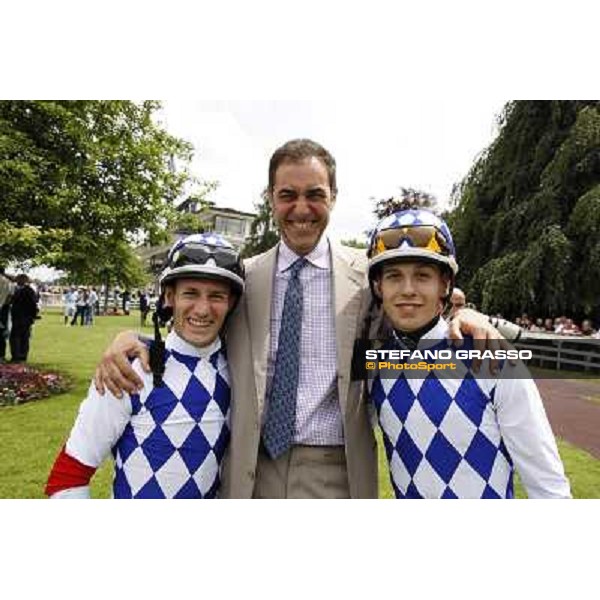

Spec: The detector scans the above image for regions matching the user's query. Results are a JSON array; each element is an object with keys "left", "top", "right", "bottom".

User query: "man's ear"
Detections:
[
  {"left": 373, "top": 278, "right": 383, "bottom": 301},
  {"left": 163, "top": 285, "right": 175, "bottom": 307},
  {"left": 227, "top": 293, "right": 237, "bottom": 312},
  {"left": 442, "top": 272, "right": 451, "bottom": 297}
]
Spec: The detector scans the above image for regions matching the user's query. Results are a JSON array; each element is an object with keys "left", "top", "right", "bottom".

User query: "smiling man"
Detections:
[
  {"left": 46, "top": 233, "right": 244, "bottom": 499},
  {"left": 367, "top": 209, "right": 571, "bottom": 498},
  {"left": 224, "top": 139, "right": 375, "bottom": 498}
]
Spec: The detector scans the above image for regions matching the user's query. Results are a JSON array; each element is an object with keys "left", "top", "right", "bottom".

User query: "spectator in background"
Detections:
[
  {"left": 71, "top": 287, "right": 88, "bottom": 326},
  {"left": 86, "top": 287, "right": 99, "bottom": 326},
  {"left": 0, "top": 267, "right": 16, "bottom": 361},
  {"left": 9, "top": 274, "right": 39, "bottom": 363},
  {"left": 554, "top": 316, "right": 567, "bottom": 334},
  {"left": 148, "top": 292, "right": 158, "bottom": 312},
  {"left": 138, "top": 290, "right": 150, "bottom": 327},
  {"left": 112, "top": 289, "right": 120, "bottom": 314},
  {"left": 520, "top": 314, "right": 532, "bottom": 330},
  {"left": 93, "top": 287, "right": 100, "bottom": 316},
  {"left": 581, "top": 319, "right": 596, "bottom": 337},
  {"left": 63, "top": 287, "right": 77, "bottom": 325},
  {"left": 562, "top": 318, "right": 581, "bottom": 336},
  {"left": 449, "top": 287, "right": 466, "bottom": 319},
  {"left": 529, "top": 318, "right": 545, "bottom": 332},
  {"left": 544, "top": 318, "right": 554, "bottom": 332},
  {"left": 122, "top": 290, "right": 131, "bottom": 315}
]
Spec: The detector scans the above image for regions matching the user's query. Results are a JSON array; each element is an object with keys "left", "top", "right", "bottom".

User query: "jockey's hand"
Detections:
[
  {"left": 448, "top": 308, "right": 514, "bottom": 374},
  {"left": 93, "top": 331, "right": 150, "bottom": 398}
]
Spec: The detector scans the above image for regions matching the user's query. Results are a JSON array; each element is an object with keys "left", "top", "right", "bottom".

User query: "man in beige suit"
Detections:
[
  {"left": 95, "top": 138, "right": 503, "bottom": 498},
  {"left": 222, "top": 141, "right": 376, "bottom": 497}
]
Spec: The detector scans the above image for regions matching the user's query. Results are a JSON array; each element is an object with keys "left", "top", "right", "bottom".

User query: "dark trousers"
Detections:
[
  {"left": 71, "top": 305, "right": 86, "bottom": 326},
  {"left": 0, "top": 304, "right": 9, "bottom": 360},
  {"left": 9, "top": 319, "right": 32, "bottom": 362}
]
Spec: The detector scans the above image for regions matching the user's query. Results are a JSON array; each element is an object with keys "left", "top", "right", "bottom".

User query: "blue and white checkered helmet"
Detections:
[
  {"left": 367, "top": 209, "right": 458, "bottom": 277},
  {"left": 159, "top": 232, "right": 245, "bottom": 295}
]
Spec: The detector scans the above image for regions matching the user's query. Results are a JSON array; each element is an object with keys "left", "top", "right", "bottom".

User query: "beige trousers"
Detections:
[{"left": 253, "top": 445, "right": 351, "bottom": 499}]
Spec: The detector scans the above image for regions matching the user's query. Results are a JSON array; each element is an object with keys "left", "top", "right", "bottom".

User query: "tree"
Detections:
[
  {"left": 68, "top": 238, "right": 150, "bottom": 287},
  {"left": 0, "top": 101, "right": 194, "bottom": 275},
  {"left": 373, "top": 187, "right": 438, "bottom": 219},
  {"left": 241, "top": 189, "right": 279, "bottom": 258},
  {"left": 448, "top": 101, "right": 600, "bottom": 320}
]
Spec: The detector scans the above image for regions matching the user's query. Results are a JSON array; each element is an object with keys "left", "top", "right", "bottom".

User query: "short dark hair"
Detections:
[{"left": 268, "top": 138, "right": 337, "bottom": 197}]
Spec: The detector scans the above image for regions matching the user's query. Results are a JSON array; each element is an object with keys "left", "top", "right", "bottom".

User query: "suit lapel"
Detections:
[
  {"left": 331, "top": 242, "right": 365, "bottom": 414},
  {"left": 246, "top": 244, "right": 278, "bottom": 416}
]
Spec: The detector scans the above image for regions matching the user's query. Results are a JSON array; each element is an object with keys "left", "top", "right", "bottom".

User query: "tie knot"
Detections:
[{"left": 289, "top": 257, "right": 308, "bottom": 278}]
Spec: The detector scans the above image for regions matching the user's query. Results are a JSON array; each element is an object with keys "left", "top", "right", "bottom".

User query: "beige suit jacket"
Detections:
[{"left": 220, "top": 239, "right": 378, "bottom": 498}]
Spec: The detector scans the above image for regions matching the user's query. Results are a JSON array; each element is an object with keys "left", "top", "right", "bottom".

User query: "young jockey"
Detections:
[
  {"left": 46, "top": 233, "right": 244, "bottom": 499},
  {"left": 366, "top": 209, "right": 571, "bottom": 499}
]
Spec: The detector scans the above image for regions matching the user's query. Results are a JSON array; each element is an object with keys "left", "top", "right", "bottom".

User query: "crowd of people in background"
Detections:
[
  {"left": 514, "top": 314, "right": 600, "bottom": 338},
  {"left": 0, "top": 268, "right": 157, "bottom": 364},
  {"left": 445, "top": 288, "right": 599, "bottom": 338},
  {"left": 63, "top": 286, "right": 100, "bottom": 326},
  {"left": 60, "top": 287, "right": 156, "bottom": 325},
  {"left": 54, "top": 287, "right": 154, "bottom": 316}
]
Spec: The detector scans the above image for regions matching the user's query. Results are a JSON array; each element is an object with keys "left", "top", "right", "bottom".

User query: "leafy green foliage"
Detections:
[
  {"left": 448, "top": 101, "right": 600, "bottom": 320},
  {"left": 241, "top": 189, "right": 279, "bottom": 258},
  {"left": 0, "top": 101, "right": 193, "bottom": 283}
]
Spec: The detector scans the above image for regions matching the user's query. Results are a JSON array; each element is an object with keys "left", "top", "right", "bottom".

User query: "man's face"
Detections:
[
  {"left": 165, "top": 278, "right": 233, "bottom": 348},
  {"left": 449, "top": 289, "right": 466, "bottom": 317},
  {"left": 376, "top": 261, "right": 449, "bottom": 332},
  {"left": 270, "top": 156, "right": 335, "bottom": 256}
]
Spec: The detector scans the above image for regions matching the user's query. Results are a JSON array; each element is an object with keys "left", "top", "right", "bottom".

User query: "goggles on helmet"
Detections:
[
  {"left": 167, "top": 242, "right": 244, "bottom": 279},
  {"left": 369, "top": 225, "right": 453, "bottom": 260},
  {"left": 159, "top": 233, "right": 245, "bottom": 297}
]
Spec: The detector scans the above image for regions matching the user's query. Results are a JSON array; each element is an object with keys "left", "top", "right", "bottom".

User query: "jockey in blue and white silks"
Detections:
[
  {"left": 46, "top": 233, "right": 245, "bottom": 499},
  {"left": 366, "top": 209, "right": 571, "bottom": 499},
  {"left": 54, "top": 332, "right": 230, "bottom": 498}
]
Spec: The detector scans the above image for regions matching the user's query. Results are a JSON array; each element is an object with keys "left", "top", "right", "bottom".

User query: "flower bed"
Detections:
[{"left": 0, "top": 363, "right": 70, "bottom": 407}]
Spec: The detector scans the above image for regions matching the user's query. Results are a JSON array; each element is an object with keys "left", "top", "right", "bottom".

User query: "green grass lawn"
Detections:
[
  {"left": 0, "top": 308, "right": 148, "bottom": 498},
  {"left": 2, "top": 308, "right": 599, "bottom": 498}
]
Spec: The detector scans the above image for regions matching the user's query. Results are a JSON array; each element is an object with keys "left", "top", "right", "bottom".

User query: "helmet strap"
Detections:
[{"left": 150, "top": 310, "right": 166, "bottom": 387}]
